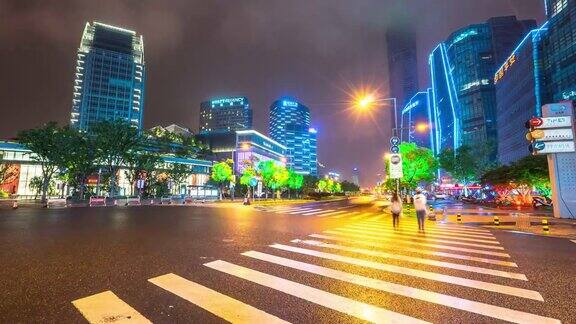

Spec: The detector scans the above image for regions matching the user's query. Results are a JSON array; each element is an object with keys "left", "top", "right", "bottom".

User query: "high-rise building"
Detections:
[
  {"left": 70, "top": 22, "right": 145, "bottom": 132},
  {"left": 269, "top": 98, "right": 317, "bottom": 176},
  {"left": 543, "top": 0, "right": 576, "bottom": 102},
  {"left": 429, "top": 44, "right": 460, "bottom": 155},
  {"left": 495, "top": 24, "right": 549, "bottom": 165},
  {"left": 387, "top": 23, "right": 419, "bottom": 127},
  {"left": 352, "top": 167, "right": 360, "bottom": 187},
  {"left": 199, "top": 97, "right": 252, "bottom": 134},
  {"left": 429, "top": 16, "right": 535, "bottom": 156},
  {"left": 400, "top": 90, "right": 434, "bottom": 150}
]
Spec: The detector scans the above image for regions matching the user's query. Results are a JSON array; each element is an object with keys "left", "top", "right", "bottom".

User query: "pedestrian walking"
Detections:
[
  {"left": 413, "top": 189, "right": 427, "bottom": 232},
  {"left": 390, "top": 193, "right": 402, "bottom": 229}
]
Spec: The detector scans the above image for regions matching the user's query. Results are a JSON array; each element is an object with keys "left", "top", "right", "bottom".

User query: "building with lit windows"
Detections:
[
  {"left": 495, "top": 24, "right": 549, "bottom": 165},
  {"left": 543, "top": 0, "right": 576, "bottom": 102},
  {"left": 351, "top": 168, "right": 360, "bottom": 187},
  {"left": 199, "top": 97, "right": 252, "bottom": 133},
  {"left": 70, "top": 22, "right": 145, "bottom": 132},
  {"left": 195, "top": 130, "right": 287, "bottom": 174},
  {"left": 269, "top": 98, "right": 318, "bottom": 176},
  {"left": 429, "top": 16, "right": 535, "bottom": 156},
  {"left": 400, "top": 90, "right": 434, "bottom": 150}
]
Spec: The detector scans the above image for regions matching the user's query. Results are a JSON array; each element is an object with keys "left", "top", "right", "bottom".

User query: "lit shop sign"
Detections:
[
  {"left": 211, "top": 98, "right": 244, "bottom": 106},
  {"left": 282, "top": 100, "right": 298, "bottom": 107},
  {"left": 402, "top": 100, "right": 420, "bottom": 114},
  {"left": 494, "top": 54, "right": 516, "bottom": 84},
  {"left": 461, "top": 79, "right": 490, "bottom": 91}
]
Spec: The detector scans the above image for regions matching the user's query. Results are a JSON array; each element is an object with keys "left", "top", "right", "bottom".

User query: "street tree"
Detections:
[
  {"left": 17, "top": 122, "right": 70, "bottom": 203},
  {"left": 396, "top": 143, "right": 438, "bottom": 190},
  {"left": 211, "top": 159, "right": 233, "bottom": 199},
  {"left": 92, "top": 120, "right": 142, "bottom": 197},
  {"left": 340, "top": 180, "right": 360, "bottom": 193},
  {"left": 286, "top": 169, "right": 304, "bottom": 198},
  {"left": 439, "top": 143, "right": 497, "bottom": 194},
  {"left": 124, "top": 152, "right": 160, "bottom": 196},
  {"left": 167, "top": 163, "right": 191, "bottom": 195}
]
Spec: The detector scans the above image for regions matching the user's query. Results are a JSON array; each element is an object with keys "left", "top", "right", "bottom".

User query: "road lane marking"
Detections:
[
  {"left": 289, "top": 208, "right": 321, "bottom": 214},
  {"left": 311, "top": 233, "right": 511, "bottom": 258},
  {"left": 571, "top": 240, "right": 576, "bottom": 244},
  {"left": 349, "top": 212, "right": 374, "bottom": 220},
  {"left": 366, "top": 215, "right": 383, "bottom": 221},
  {"left": 72, "top": 291, "right": 151, "bottom": 324},
  {"left": 361, "top": 220, "right": 492, "bottom": 234},
  {"left": 328, "top": 228, "right": 505, "bottom": 250},
  {"left": 301, "top": 236, "right": 516, "bottom": 266},
  {"left": 315, "top": 210, "right": 348, "bottom": 217},
  {"left": 330, "top": 212, "right": 361, "bottom": 219},
  {"left": 242, "top": 251, "right": 559, "bottom": 324},
  {"left": 290, "top": 239, "right": 526, "bottom": 280},
  {"left": 343, "top": 225, "right": 500, "bottom": 244},
  {"left": 270, "top": 244, "right": 542, "bottom": 301},
  {"left": 148, "top": 273, "right": 288, "bottom": 323},
  {"left": 353, "top": 222, "right": 496, "bottom": 239},
  {"left": 302, "top": 209, "right": 334, "bottom": 216},
  {"left": 204, "top": 260, "right": 429, "bottom": 324}
]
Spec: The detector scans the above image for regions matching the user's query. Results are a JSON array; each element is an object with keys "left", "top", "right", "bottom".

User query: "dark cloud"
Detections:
[{"left": 0, "top": 0, "right": 545, "bottom": 186}]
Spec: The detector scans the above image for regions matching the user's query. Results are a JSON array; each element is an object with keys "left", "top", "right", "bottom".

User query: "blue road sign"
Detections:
[
  {"left": 390, "top": 137, "right": 401, "bottom": 146},
  {"left": 391, "top": 145, "right": 400, "bottom": 154}
]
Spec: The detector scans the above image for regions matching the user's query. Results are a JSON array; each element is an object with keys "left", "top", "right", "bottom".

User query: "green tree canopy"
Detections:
[
  {"left": 393, "top": 143, "right": 438, "bottom": 189},
  {"left": 439, "top": 142, "right": 497, "bottom": 184},
  {"left": 287, "top": 170, "right": 304, "bottom": 191}
]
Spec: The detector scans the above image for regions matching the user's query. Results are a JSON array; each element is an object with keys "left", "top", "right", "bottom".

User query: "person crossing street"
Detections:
[{"left": 413, "top": 189, "right": 427, "bottom": 232}]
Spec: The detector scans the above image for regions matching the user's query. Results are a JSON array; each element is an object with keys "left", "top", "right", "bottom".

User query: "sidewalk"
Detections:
[{"left": 438, "top": 213, "right": 576, "bottom": 239}]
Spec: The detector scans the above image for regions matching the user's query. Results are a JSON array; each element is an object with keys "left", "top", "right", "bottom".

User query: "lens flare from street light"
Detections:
[
  {"left": 415, "top": 123, "right": 430, "bottom": 133},
  {"left": 357, "top": 94, "right": 376, "bottom": 110}
]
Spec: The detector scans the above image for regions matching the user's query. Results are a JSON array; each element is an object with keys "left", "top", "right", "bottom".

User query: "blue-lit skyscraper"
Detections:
[
  {"left": 269, "top": 98, "right": 317, "bottom": 176},
  {"left": 400, "top": 90, "right": 434, "bottom": 150},
  {"left": 429, "top": 44, "right": 460, "bottom": 155},
  {"left": 199, "top": 97, "right": 252, "bottom": 133},
  {"left": 70, "top": 22, "right": 145, "bottom": 131},
  {"left": 495, "top": 24, "right": 549, "bottom": 165},
  {"left": 429, "top": 16, "right": 535, "bottom": 156}
]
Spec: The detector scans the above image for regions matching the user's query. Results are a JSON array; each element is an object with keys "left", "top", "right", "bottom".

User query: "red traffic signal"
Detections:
[{"left": 528, "top": 117, "right": 543, "bottom": 127}]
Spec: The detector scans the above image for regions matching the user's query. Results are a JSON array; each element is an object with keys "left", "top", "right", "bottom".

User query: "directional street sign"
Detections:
[
  {"left": 390, "top": 136, "right": 401, "bottom": 146},
  {"left": 531, "top": 141, "right": 575, "bottom": 154},
  {"left": 528, "top": 128, "right": 574, "bottom": 141},
  {"left": 534, "top": 116, "right": 573, "bottom": 129},
  {"left": 528, "top": 117, "right": 543, "bottom": 127},
  {"left": 390, "top": 145, "right": 400, "bottom": 154}
]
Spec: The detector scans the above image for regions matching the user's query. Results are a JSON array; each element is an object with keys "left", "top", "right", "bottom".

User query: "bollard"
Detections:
[
  {"left": 12, "top": 200, "right": 18, "bottom": 209},
  {"left": 457, "top": 213, "right": 462, "bottom": 222},
  {"left": 493, "top": 216, "right": 500, "bottom": 226},
  {"left": 542, "top": 219, "right": 550, "bottom": 234}
]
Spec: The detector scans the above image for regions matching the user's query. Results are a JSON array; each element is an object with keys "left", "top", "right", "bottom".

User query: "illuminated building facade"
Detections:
[
  {"left": 495, "top": 24, "right": 549, "bottom": 165},
  {"left": 543, "top": 0, "right": 576, "bottom": 102},
  {"left": 429, "top": 16, "right": 535, "bottom": 156},
  {"left": 269, "top": 98, "right": 317, "bottom": 176},
  {"left": 70, "top": 22, "right": 145, "bottom": 131},
  {"left": 199, "top": 97, "right": 252, "bottom": 133},
  {"left": 400, "top": 90, "right": 434, "bottom": 150}
]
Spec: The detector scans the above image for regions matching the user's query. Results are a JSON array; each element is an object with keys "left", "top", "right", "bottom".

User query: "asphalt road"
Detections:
[{"left": 0, "top": 200, "right": 575, "bottom": 323}]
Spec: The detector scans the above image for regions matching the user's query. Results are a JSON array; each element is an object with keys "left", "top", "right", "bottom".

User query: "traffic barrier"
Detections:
[
  {"left": 457, "top": 213, "right": 462, "bottom": 222},
  {"left": 542, "top": 219, "right": 550, "bottom": 234},
  {"left": 493, "top": 216, "right": 500, "bottom": 226},
  {"left": 125, "top": 197, "right": 141, "bottom": 206},
  {"left": 89, "top": 197, "right": 106, "bottom": 207},
  {"left": 47, "top": 198, "right": 67, "bottom": 208},
  {"left": 427, "top": 207, "right": 436, "bottom": 221}
]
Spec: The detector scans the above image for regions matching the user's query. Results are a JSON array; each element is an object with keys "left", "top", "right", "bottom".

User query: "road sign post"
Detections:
[{"left": 529, "top": 102, "right": 576, "bottom": 219}]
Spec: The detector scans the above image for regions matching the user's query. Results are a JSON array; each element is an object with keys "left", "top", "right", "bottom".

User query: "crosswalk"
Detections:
[
  {"left": 253, "top": 204, "right": 379, "bottom": 219},
  {"left": 72, "top": 217, "right": 561, "bottom": 323}
]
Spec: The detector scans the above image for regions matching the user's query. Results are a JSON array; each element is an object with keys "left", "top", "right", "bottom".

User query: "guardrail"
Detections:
[{"left": 89, "top": 196, "right": 107, "bottom": 207}]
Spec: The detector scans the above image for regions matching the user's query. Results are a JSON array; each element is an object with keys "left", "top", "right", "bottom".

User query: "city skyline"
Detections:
[{"left": 0, "top": 0, "right": 546, "bottom": 186}]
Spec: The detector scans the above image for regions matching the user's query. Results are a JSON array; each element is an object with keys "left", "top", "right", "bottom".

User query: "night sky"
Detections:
[{"left": 0, "top": 0, "right": 545, "bottom": 186}]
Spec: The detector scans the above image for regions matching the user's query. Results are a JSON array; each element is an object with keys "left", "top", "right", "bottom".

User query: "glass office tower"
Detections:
[
  {"left": 269, "top": 98, "right": 317, "bottom": 176},
  {"left": 199, "top": 97, "right": 252, "bottom": 133},
  {"left": 400, "top": 90, "right": 433, "bottom": 150},
  {"left": 495, "top": 24, "right": 548, "bottom": 165},
  {"left": 70, "top": 22, "right": 145, "bottom": 131},
  {"left": 543, "top": 0, "right": 576, "bottom": 102}
]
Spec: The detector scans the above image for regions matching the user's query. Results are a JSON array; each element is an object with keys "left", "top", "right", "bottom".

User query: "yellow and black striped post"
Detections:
[
  {"left": 457, "top": 213, "right": 462, "bottom": 222},
  {"left": 494, "top": 216, "right": 500, "bottom": 226},
  {"left": 542, "top": 219, "right": 550, "bottom": 234}
]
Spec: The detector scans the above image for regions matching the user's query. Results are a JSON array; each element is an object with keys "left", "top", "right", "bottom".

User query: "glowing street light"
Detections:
[
  {"left": 356, "top": 94, "right": 376, "bottom": 110},
  {"left": 415, "top": 122, "right": 430, "bottom": 133}
]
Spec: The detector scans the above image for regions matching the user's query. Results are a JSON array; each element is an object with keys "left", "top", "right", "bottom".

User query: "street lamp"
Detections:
[{"left": 354, "top": 94, "right": 398, "bottom": 130}]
